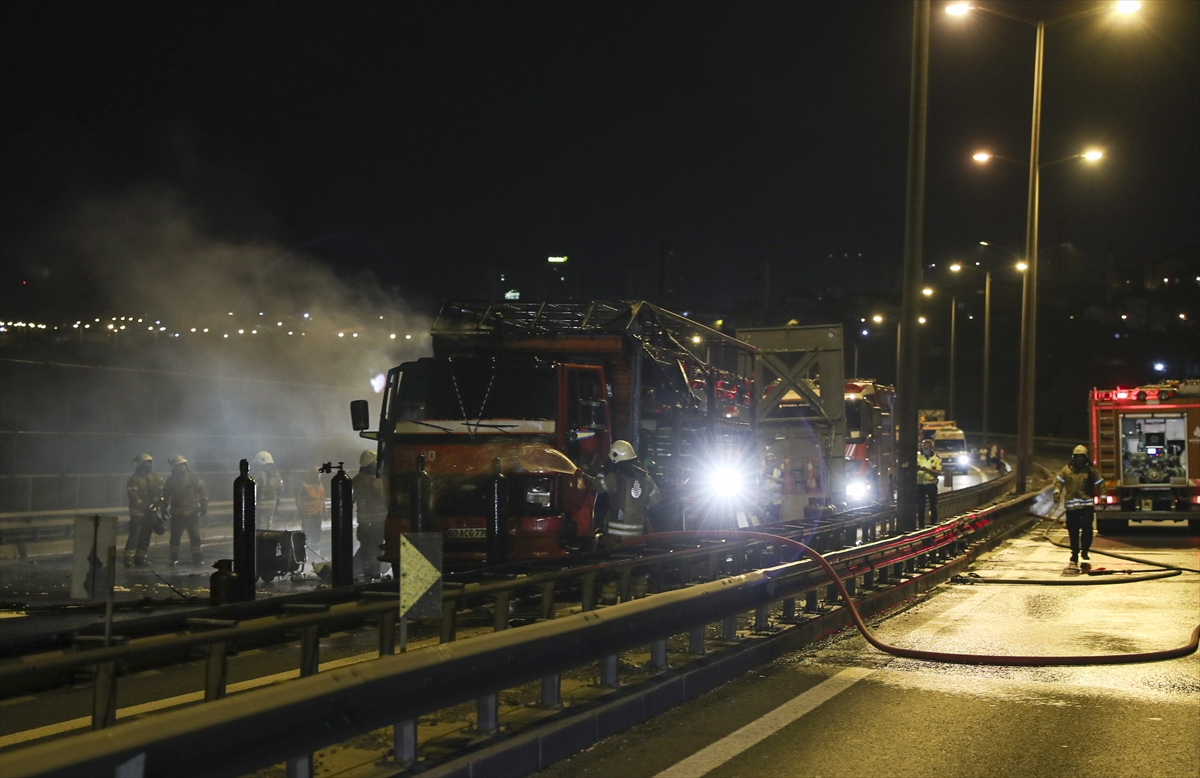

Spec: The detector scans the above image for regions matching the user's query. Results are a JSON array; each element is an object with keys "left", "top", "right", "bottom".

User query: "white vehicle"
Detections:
[{"left": 932, "top": 427, "right": 971, "bottom": 475}]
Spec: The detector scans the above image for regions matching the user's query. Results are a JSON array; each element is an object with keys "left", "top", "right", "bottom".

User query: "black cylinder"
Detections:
[
  {"left": 232, "top": 459, "right": 256, "bottom": 601},
  {"left": 411, "top": 454, "right": 431, "bottom": 535},
  {"left": 330, "top": 463, "right": 354, "bottom": 588},
  {"left": 486, "top": 457, "right": 508, "bottom": 567},
  {"left": 209, "top": 559, "right": 240, "bottom": 606}
]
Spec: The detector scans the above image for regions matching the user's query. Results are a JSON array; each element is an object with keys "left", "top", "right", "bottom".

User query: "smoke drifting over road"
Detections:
[{"left": 1, "top": 186, "right": 432, "bottom": 480}]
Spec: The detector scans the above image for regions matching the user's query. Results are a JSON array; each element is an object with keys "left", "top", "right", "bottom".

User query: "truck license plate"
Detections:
[{"left": 447, "top": 528, "right": 486, "bottom": 539}]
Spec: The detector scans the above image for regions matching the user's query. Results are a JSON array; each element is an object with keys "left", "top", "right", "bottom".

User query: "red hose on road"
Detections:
[{"left": 625, "top": 530, "right": 1200, "bottom": 667}]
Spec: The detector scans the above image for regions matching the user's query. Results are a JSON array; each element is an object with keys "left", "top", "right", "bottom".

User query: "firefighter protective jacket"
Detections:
[
  {"left": 916, "top": 452, "right": 942, "bottom": 485},
  {"left": 352, "top": 470, "right": 387, "bottom": 524},
  {"left": 163, "top": 470, "right": 209, "bottom": 516},
  {"left": 257, "top": 466, "right": 284, "bottom": 509},
  {"left": 1054, "top": 463, "right": 1107, "bottom": 510},
  {"left": 127, "top": 472, "right": 164, "bottom": 516},
  {"left": 594, "top": 463, "right": 661, "bottom": 538}
]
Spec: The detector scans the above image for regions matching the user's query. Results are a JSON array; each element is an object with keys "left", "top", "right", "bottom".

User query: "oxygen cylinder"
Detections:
[
  {"left": 330, "top": 462, "right": 354, "bottom": 588},
  {"left": 486, "top": 457, "right": 508, "bottom": 566},
  {"left": 232, "top": 459, "right": 256, "bottom": 601},
  {"left": 411, "top": 454, "right": 432, "bottom": 535}
]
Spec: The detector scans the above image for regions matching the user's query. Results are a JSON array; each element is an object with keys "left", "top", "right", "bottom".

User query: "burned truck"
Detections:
[{"left": 352, "top": 301, "right": 759, "bottom": 569}]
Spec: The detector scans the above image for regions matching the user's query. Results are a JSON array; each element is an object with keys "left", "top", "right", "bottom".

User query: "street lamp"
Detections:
[
  {"left": 949, "top": 0, "right": 1138, "bottom": 493},
  {"left": 922, "top": 286, "right": 959, "bottom": 421}
]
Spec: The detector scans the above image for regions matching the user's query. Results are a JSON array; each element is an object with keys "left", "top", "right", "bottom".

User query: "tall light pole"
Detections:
[
  {"left": 923, "top": 287, "right": 957, "bottom": 419},
  {"left": 948, "top": 0, "right": 1138, "bottom": 492}
]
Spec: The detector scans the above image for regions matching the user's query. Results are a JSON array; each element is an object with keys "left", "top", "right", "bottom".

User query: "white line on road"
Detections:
[{"left": 652, "top": 666, "right": 874, "bottom": 778}]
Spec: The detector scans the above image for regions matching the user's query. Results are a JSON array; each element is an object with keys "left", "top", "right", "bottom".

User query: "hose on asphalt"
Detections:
[
  {"left": 624, "top": 530, "right": 1200, "bottom": 667},
  {"left": 1030, "top": 513, "right": 1200, "bottom": 574},
  {"left": 957, "top": 569, "right": 1181, "bottom": 585}
]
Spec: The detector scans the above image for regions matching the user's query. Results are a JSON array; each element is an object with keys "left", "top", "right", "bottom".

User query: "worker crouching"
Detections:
[
  {"left": 162, "top": 455, "right": 209, "bottom": 566},
  {"left": 590, "top": 440, "right": 661, "bottom": 550}
]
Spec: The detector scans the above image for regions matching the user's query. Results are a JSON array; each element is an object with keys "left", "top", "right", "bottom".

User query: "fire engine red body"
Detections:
[
  {"left": 843, "top": 380, "right": 896, "bottom": 503},
  {"left": 1089, "top": 380, "right": 1200, "bottom": 533}
]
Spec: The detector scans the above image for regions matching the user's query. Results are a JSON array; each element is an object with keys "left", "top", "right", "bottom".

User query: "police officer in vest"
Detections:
[
  {"left": 916, "top": 438, "right": 942, "bottom": 527},
  {"left": 591, "top": 440, "right": 661, "bottom": 549}
]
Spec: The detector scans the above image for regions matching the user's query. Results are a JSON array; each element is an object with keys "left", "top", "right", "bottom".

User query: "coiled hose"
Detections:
[{"left": 625, "top": 529, "right": 1199, "bottom": 667}]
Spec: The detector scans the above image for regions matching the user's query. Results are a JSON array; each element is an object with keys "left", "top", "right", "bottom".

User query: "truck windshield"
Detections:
[
  {"left": 397, "top": 361, "right": 557, "bottom": 421},
  {"left": 845, "top": 399, "right": 864, "bottom": 438},
  {"left": 935, "top": 438, "right": 966, "bottom": 454}
]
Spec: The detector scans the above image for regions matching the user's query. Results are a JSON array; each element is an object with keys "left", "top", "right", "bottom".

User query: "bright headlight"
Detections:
[
  {"left": 707, "top": 465, "right": 746, "bottom": 499},
  {"left": 846, "top": 480, "right": 870, "bottom": 498},
  {"left": 957, "top": 455, "right": 969, "bottom": 465}
]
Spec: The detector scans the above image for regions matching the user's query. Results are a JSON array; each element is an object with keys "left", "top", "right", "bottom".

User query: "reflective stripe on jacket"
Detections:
[
  {"left": 296, "top": 483, "right": 325, "bottom": 516},
  {"left": 595, "top": 465, "right": 661, "bottom": 537},
  {"left": 916, "top": 452, "right": 942, "bottom": 485},
  {"left": 1054, "top": 464, "right": 1106, "bottom": 510},
  {"left": 127, "top": 473, "right": 164, "bottom": 515}
]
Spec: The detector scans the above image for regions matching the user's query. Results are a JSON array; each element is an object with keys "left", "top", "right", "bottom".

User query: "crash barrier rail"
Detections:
[
  {"left": 0, "top": 473, "right": 1014, "bottom": 695},
  {"left": 0, "top": 480, "right": 1033, "bottom": 778}
]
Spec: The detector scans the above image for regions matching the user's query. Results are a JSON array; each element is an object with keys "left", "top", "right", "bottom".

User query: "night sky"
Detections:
[{"left": 2, "top": 0, "right": 1197, "bottom": 314}]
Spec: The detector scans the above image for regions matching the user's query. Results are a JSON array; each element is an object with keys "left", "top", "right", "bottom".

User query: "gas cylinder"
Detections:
[
  {"left": 209, "top": 559, "right": 240, "bottom": 606},
  {"left": 232, "top": 459, "right": 256, "bottom": 602},
  {"left": 330, "top": 462, "right": 353, "bottom": 588}
]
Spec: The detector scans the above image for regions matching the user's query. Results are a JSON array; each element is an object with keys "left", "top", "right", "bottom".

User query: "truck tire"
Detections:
[{"left": 1096, "top": 518, "right": 1128, "bottom": 535}]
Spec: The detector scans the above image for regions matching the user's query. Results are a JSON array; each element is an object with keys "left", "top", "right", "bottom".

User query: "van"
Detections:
[{"left": 932, "top": 427, "right": 970, "bottom": 474}]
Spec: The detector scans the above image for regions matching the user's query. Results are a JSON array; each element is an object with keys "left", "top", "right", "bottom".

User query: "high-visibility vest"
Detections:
[{"left": 297, "top": 484, "right": 325, "bottom": 515}]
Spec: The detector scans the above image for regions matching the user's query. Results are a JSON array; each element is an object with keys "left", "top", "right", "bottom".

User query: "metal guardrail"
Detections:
[{"left": 0, "top": 480, "right": 1033, "bottom": 778}]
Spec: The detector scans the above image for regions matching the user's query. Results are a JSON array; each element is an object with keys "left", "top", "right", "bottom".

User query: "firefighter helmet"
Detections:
[
  {"left": 359, "top": 450, "right": 377, "bottom": 467},
  {"left": 168, "top": 455, "right": 187, "bottom": 467},
  {"left": 132, "top": 453, "right": 153, "bottom": 465},
  {"left": 255, "top": 451, "right": 274, "bottom": 466},
  {"left": 609, "top": 440, "right": 637, "bottom": 464},
  {"left": 1073, "top": 445, "right": 1088, "bottom": 456}
]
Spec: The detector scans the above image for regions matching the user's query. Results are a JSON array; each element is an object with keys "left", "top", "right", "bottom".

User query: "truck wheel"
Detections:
[
  {"left": 1096, "top": 518, "right": 1127, "bottom": 535},
  {"left": 259, "top": 570, "right": 277, "bottom": 583}
]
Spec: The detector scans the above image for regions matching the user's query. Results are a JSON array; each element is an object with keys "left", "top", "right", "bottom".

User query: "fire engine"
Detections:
[
  {"left": 1089, "top": 380, "right": 1200, "bottom": 533},
  {"left": 352, "top": 301, "right": 759, "bottom": 568},
  {"left": 844, "top": 380, "right": 896, "bottom": 504}
]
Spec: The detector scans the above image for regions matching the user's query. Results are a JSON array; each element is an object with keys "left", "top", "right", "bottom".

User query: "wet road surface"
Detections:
[{"left": 536, "top": 523, "right": 1200, "bottom": 778}]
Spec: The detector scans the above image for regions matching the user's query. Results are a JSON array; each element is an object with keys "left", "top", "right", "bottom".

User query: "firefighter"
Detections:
[
  {"left": 352, "top": 450, "right": 387, "bottom": 580},
  {"left": 162, "top": 455, "right": 208, "bottom": 566},
  {"left": 1054, "top": 445, "right": 1107, "bottom": 570},
  {"left": 254, "top": 451, "right": 284, "bottom": 529},
  {"left": 590, "top": 440, "right": 661, "bottom": 549},
  {"left": 916, "top": 438, "right": 942, "bottom": 528},
  {"left": 295, "top": 466, "right": 327, "bottom": 555},
  {"left": 124, "top": 454, "right": 163, "bottom": 567}
]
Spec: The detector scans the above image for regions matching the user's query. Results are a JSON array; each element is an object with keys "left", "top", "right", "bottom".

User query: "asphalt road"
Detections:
[{"left": 535, "top": 524, "right": 1200, "bottom": 778}]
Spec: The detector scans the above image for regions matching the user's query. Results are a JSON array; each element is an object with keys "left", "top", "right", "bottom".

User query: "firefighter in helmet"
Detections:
[
  {"left": 254, "top": 451, "right": 284, "bottom": 529},
  {"left": 124, "top": 454, "right": 163, "bottom": 567},
  {"left": 590, "top": 440, "right": 661, "bottom": 550},
  {"left": 352, "top": 449, "right": 388, "bottom": 580},
  {"left": 1054, "top": 445, "right": 1107, "bottom": 570},
  {"left": 161, "top": 455, "right": 208, "bottom": 566}
]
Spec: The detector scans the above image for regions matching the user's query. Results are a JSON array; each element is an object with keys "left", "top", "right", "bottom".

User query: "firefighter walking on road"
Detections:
[
  {"left": 916, "top": 438, "right": 942, "bottom": 528},
  {"left": 254, "top": 451, "right": 284, "bottom": 529},
  {"left": 1054, "top": 445, "right": 1107, "bottom": 570},
  {"left": 296, "top": 466, "right": 327, "bottom": 555},
  {"left": 125, "top": 454, "right": 163, "bottom": 567},
  {"left": 352, "top": 450, "right": 387, "bottom": 580},
  {"left": 162, "top": 455, "right": 208, "bottom": 566},
  {"left": 589, "top": 440, "right": 661, "bottom": 550}
]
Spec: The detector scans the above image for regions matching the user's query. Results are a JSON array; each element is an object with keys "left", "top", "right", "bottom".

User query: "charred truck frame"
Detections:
[{"left": 353, "top": 301, "right": 759, "bottom": 569}]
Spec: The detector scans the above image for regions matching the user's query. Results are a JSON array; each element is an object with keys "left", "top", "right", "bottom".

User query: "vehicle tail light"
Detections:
[{"left": 1192, "top": 494, "right": 1200, "bottom": 505}]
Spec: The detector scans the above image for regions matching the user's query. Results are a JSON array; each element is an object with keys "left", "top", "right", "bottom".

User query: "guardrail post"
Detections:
[
  {"left": 541, "top": 673, "right": 561, "bottom": 707},
  {"left": 440, "top": 600, "right": 458, "bottom": 643},
  {"left": 299, "top": 624, "right": 320, "bottom": 677},
  {"left": 393, "top": 719, "right": 417, "bottom": 766},
  {"left": 379, "top": 611, "right": 396, "bottom": 656},
  {"left": 706, "top": 550, "right": 720, "bottom": 581},
  {"left": 205, "top": 642, "right": 229, "bottom": 701},
  {"left": 540, "top": 581, "right": 556, "bottom": 620},
  {"left": 91, "top": 661, "right": 118, "bottom": 730},
  {"left": 494, "top": 589, "right": 510, "bottom": 630},
  {"left": 844, "top": 575, "right": 858, "bottom": 598},
  {"left": 600, "top": 655, "right": 619, "bottom": 687},
  {"left": 754, "top": 605, "right": 770, "bottom": 632},
  {"left": 619, "top": 566, "right": 634, "bottom": 602},
  {"left": 805, "top": 589, "right": 819, "bottom": 612},
  {"left": 688, "top": 627, "right": 705, "bottom": 654},
  {"left": 876, "top": 564, "right": 889, "bottom": 585},
  {"left": 650, "top": 638, "right": 668, "bottom": 668},
  {"left": 476, "top": 693, "right": 499, "bottom": 733},
  {"left": 781, "top": 597, "right": 796, "bottom": 621},
  {"left": 722, "top": 615, "right": 738, "bottom": 640},
  {"left": 580, "top": 573, "right": 597, "bottom": 612},
  {"left": 863, "top": 568, "right": 875, "bottom": 590}
]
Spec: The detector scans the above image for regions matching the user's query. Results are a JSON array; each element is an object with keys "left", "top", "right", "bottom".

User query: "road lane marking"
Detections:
[
  {"left": 653, "top": 666, "right": 874, "bottom": 778},
  {"left": 0, "top": 695, "right": 35, "bottom": 708}
]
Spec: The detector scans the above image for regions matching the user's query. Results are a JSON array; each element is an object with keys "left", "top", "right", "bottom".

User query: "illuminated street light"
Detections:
[
  {"left": 950, "top": 0, "right": 1138, "bottom": 494},
  {"left": 1083, "top": 149, "right": 1103, "bottom": 161},
  {"left": 946, "top": 3, "right": 971, "bottom": 14},
  {"left": 1016, "top": 261, "right": 1029, "bottom": 271},
  {"left": 922, "top": 288, "right": 933, "bottom": 296},
  {"left": 872, "top": 314, "right": 883, "bottom": 323}
]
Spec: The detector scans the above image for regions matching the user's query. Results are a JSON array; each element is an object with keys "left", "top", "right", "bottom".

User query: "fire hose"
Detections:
[
  {"left": 625, "top": 530, "right": 1200, "bottom": 667},
  {"left": 1030, "top": 512, "right": 1200, "bottom": 574}
]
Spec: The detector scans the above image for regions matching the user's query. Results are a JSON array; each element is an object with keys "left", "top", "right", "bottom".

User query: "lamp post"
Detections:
[
  {"left": 922, "top": 287, "right": 957, "bottom": 420},
  {"left": 948, "top": 0, "right": 1138, "bottom": 492}
]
